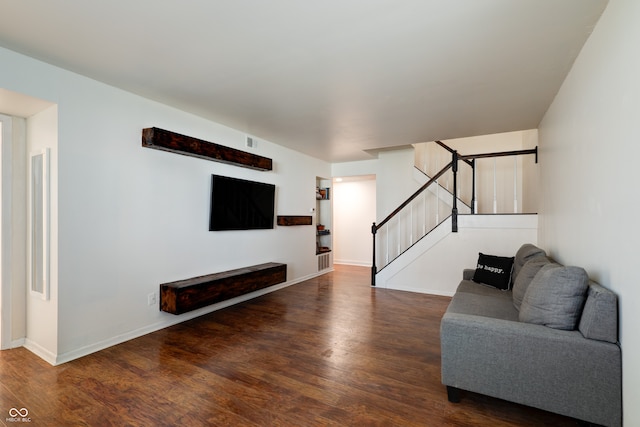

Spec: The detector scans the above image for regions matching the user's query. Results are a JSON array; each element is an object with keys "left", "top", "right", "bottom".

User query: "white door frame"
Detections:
[{"left": 0, "top": 113, "right": 13, "bottom": 349}]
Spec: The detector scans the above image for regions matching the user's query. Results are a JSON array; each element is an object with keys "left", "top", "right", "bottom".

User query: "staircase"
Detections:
[{"left": 371, "top": 141, "right": 538, "bottom": 290}]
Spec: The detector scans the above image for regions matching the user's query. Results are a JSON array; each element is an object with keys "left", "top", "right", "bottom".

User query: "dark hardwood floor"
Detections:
[{"left": 0, "top": 265, "right": 578, "bottom": 426}]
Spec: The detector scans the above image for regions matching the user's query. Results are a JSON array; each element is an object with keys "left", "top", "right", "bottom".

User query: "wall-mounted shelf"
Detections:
[
  {"left": 316, "top": 179, "right": 332, "bottom": 263},
  {"left": 160, "top": 263, "right": 286, "bottom": 315},
  {"left": 142, "top": 127, "right": 273, "bottom": 171},
  {"left": 277, "top": 215, "right": 313, "bottom": 226}
]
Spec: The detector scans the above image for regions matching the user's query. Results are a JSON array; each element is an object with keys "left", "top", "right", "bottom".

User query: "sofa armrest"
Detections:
[
  {"left": 441, "top": 312, "right": 621, "bottom": 426},
  {"left": 462, "top": 269, "right": 475, "bottom": 281}
]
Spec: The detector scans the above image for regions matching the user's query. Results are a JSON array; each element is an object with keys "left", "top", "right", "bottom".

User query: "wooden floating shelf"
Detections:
[
  {"left": 142, "top": 127, "right": 273, "bottom": 171},
  {"left": 277, "top": 215, "right": 313, "bottom": 226},
  {"left": 160, "top": 262, "right": 286, "bottom": 315}
]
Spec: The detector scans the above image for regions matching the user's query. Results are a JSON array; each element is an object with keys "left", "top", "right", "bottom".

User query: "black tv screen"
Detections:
[{"left": 209, "top": 175, "right": 275, "bottom": 231}]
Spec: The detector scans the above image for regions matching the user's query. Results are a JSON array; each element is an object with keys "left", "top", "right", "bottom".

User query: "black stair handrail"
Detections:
[
  {"left": 413, "top": 165, "right": 473, "bottom": 211},
  {"left": 374, "top": 161, "right": 453, "bottom": 231},
  {"left": 435, "top": 140, "right": 474, "bottom": 167},
  {"left": 419, "top": 141, "right": 476, "bottom": 214},
  {"left": 371, "top": 144, "right": 538, "bottom": 286},
  {"left": 460, "top": 147, "right": 538, "bottom": 162}
]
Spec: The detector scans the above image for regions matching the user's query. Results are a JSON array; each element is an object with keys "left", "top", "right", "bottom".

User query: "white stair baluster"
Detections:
[
  {"left": 397, "top": 216, "right": 401, "bottom": 258},
  {"left": 410, "top": 203, "right": 413, "bottom": 246},
  {"left": 513, "top": 156, "right": 518, "bottom": 213},
  {"left": 493, "top": 158, "right": 498, "bottom": 213},
  {"left": 422, "top": 191, "right": 426, "bottom": 235},
  {"left": 473, "top": 162, "right": 478, "bottom": 213},
  {"left": 385, "top": 225, "right": 389, "bottom": 265},
  {"left": 436, "top": 179, "right": 440, "bottom": 224}
]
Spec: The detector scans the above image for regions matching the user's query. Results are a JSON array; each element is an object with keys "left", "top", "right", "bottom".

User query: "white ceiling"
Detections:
[{"left": 0, "top": 1, "right": 608, "bottom": 162}]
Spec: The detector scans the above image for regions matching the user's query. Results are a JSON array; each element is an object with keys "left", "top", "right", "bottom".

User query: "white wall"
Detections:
[
  {"left": 374, "top": 148, "right": 420, "bottom": 221},
  {"left": 10, "top": 117, "right": 27, "bottom": 343},
  {"left": 0, "top": 46, "right": 331, "bottom": 364},
  {"left": 0, "top": 114, "right": 12, "bottom": 349},
  {"left": 537, "top": 0, "right": 639, "bottom": 424},
  {"left": 333, "top": 176, "right": 376, "bottom": 266}
]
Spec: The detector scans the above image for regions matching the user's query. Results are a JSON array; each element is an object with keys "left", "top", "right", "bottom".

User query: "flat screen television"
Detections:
[{"left": 209, "top": 175, "right": 275, "bottom": 231}]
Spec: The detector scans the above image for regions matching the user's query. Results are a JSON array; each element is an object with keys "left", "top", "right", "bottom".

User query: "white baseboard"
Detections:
[
  {"left": 11, "top": 338, "right": 25, "bottom": 348},
  {"left": 47, "top": 271, "right": 330, "bottom": 366},
  {"left": 23, "top": 339, "right": 58, "bottom": 365},
  {"left": 333, "top": 259, "right": 371, "bottom": 267},
  {"left": 377, "top": 283, "right": 455, "bottom": 297}
]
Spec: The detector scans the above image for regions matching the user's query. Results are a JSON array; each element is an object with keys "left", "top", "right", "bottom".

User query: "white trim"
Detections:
[
  {"left": 11, "top": 337, "right": 25, "bottom": 348},
  {"left": 334, "top": 259, "right": 372, "bottom": 267},
  {"left": 0, "top": 113, "right": 12, "bottom": 350},
  {"left": 378, "top": 283, "right": 455, "bottom": 297},
  {"left": 457, "top": 213, "right": 538, "bottom": 229},
  {"left": 28, "top": 148, "right": 50, "bottom": 300},
  {"left": 24, "top": 271, "right": 331, "bottom": 365},
  {"left": 23, "top": 338, "right": 57, "bottom": 365}
]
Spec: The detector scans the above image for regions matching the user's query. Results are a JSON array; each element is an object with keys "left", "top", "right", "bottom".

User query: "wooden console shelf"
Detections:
[
  {"left": 142, "top": 127, "right": 273, "bottom": 171},
  {"left": 160, "top": 262, "right": 286, "bottom": 315},
  {"left": 277, "top": 215, "right": 312, "bottom": 226}
]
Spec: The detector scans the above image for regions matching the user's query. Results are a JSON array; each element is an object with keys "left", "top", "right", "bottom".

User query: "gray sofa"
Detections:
[{"left": 440, "top": 244, "right": 622, "bottom": 427}]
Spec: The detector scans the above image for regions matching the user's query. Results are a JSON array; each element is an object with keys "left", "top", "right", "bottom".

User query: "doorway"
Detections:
[
  {"left": 332, "top": 175, "right": 376, "bottom": 267},
  {"left": 0, "top": 90, "right": 55, "bottom": 352}
]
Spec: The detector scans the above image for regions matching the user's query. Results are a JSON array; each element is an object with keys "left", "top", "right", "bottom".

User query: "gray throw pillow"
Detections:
[
  {"left": 579, "top": 283, "right": 619, "bottom": 343},
  {"left": 519, "top": 264, "right": 589, "bottom": 330},
  {"left": 512, "top": 257, "right": 552, "bottom": 311},
  {"left": 512, "top": 244, "right": 547, "bottom": 282}
]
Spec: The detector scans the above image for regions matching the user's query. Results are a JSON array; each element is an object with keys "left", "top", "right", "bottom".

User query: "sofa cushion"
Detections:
[
  {"left": 519, "top": 264, "right": 589, "bottom": 330},
  {"left": 472, "top": 253, "right": 515, "bottom": 290},
  {"left": 447, "top": 280, "right": 519, "bottom": 321},
  {"left": 579, "top": 282, "right": 618, "bottom": 343},
  {"left": 512, "top": 257, "right": 553, "bottom": 311},
  {"left": 512, "top": 244, "right": 547, "bottom": 282}
]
